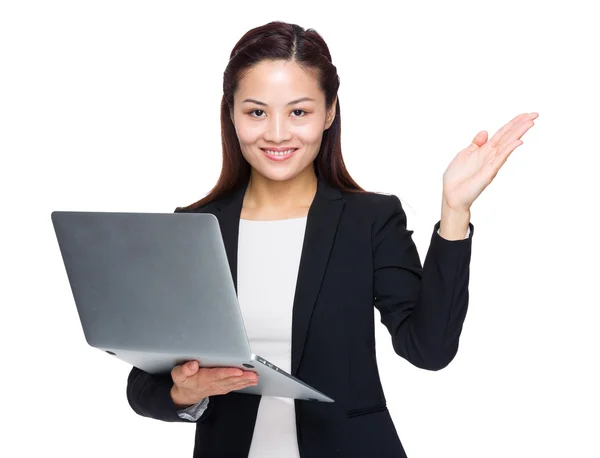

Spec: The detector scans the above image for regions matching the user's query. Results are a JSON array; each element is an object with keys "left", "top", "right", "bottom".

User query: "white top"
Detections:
[{"left": 238, "top": 215, "right": 307, "bottom": 457}]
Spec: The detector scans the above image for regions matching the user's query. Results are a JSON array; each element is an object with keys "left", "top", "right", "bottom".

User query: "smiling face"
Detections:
[{"left": 230, "top": 59, "right": 336, "bottom": 183}]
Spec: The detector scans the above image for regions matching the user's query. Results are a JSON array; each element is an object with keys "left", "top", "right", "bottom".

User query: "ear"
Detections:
[{"left": 325, "top": 96, "right": 337, "bottom": 130}]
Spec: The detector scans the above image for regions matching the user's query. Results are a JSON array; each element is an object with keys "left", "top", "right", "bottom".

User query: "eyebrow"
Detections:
[{"left": 241, "top": 97, "right": 315, "bottom": 106}]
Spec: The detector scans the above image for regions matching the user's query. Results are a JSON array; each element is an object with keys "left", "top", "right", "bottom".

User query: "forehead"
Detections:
[{"left": 236, "top": 60, "right": 322, "bottom": 101}]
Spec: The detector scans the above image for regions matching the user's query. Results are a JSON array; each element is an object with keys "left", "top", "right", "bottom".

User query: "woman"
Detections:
[{"left": 126, "top": 20, "right": 537, "bottom": 458}]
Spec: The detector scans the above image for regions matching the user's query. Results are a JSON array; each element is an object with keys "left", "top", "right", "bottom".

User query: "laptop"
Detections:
[{"left": 51, "top": 210, "right": 334, "bottom": 403}]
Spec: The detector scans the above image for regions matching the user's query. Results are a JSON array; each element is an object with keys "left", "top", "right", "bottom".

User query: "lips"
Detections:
[
  {"left": 261, "top": 148, "right": 298, "bottom": 161},
  {"left": 260, "top": 148, "right": 298, "bottom": 153}
]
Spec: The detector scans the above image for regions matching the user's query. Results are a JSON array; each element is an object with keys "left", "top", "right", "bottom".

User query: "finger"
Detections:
[
  {"left": 492, "top": 120, "right": 532, "bottom": 158},
  {"left": 480, "top": 140, "right": 522, "bottom": 183},
  {"left": 229, "top": 376, "right": 259, "bottom": 391},
  {"left": 491, "top": 113, "right": 526, "bottom": 144},
  {"left": 488, "top": 112, "right": 533, "bottom": 148},
  {"left": 233, "top": 375, "right": 259, "bottom": 386},
  {"left": 223, "top": 372, "right": 259, "bottom": 388},
  {"left": 171, "top": 360, "right": 199, "bottom": 382},
  {"left": 500, "top": 120, "right": 534, "bottom": 150},
  {"left": 219, "top": 374, "right": 257, "bottom": 392},
  {"left": 213, "top": 367, "right": 244, "bottom": 380},
  {"left": 467, "top": 130, "right": 488, "bottom": 153},
  {"left": 496, "top": 139, "right": 524, "bottom": 166},
  {"left": 185, "top": 360, "right": 199, "bottom": 375},
  {"left": 502, "top": 113, "right": 537, "bottom": 140},
  {"left": 477, "top": 142, "right": 499, "bottom": 170},
  {"left": 224, "top": 371, "right": 258, "bottom": 382}
]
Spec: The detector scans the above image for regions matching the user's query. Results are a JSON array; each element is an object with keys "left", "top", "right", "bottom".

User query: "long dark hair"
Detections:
[{"left": 179, "top": 21, "right": 366, "bottom": 211}]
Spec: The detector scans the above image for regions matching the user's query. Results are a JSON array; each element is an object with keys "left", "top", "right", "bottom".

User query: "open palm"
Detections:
[{"left": 442, "top": 112, "right": 539, "bottom": 212}]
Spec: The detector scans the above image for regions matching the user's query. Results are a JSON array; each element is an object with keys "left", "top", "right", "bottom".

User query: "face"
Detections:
[{"left": 230, "top": 59, "right": 336, "bottom": 183}]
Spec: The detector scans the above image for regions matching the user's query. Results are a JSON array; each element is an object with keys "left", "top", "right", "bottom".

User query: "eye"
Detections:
[
  {"left": 247, "top": 109, "right": 307, "bottom": 118},
  {"left": 249, "top": 109, "right": 265, "bottom": 118}
]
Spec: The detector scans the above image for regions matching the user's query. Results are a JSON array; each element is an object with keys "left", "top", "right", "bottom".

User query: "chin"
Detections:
[{"left": 256, "top": 169, "right": 299, "bottom": 182}]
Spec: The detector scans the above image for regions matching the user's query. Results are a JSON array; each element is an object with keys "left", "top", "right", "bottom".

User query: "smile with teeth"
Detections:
[{"left": 263, "top": 149, "right": 296, "bottom": 156}]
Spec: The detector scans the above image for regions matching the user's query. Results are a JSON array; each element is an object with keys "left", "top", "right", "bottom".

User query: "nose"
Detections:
[{"left": 263, "top": 113, "right": 292, "bottom": 143}]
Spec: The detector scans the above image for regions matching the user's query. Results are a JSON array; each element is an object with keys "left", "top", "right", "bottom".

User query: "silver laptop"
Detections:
[{"left": 51, "top": 210, "right": 334, "bottom": 403}]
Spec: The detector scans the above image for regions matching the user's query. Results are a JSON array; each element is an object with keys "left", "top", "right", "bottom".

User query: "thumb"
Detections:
[
  {"left": 185, "top": 360, "right": 198, "bottom": 375},
  {"left": 468, "top": 130, "right": 488, "bottom": 152},
  {"left": 173, "top": 360, "right": 198, "bottom": 382}
]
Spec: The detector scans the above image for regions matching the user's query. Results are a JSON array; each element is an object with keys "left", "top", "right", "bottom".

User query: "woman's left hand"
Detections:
[{"left": 442, "top": 112, "right": 539, "bottom": 213}]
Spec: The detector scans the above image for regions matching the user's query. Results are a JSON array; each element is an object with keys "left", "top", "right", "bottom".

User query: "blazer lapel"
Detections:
[{"left": 212, "top": 176, "right": 345, "bottom": 376}]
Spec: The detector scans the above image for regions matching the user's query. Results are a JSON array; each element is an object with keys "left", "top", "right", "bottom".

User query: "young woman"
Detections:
[{"left": 126, "top": 20, "right": 537, "bottom": 458}]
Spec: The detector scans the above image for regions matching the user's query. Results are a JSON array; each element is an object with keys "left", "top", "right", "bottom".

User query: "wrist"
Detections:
[
  {"left": 440, "top": 200, "right": 471, "bottom": 241},
  {"left": 170, "top": 385, "right": 198, "bottom": 410}
]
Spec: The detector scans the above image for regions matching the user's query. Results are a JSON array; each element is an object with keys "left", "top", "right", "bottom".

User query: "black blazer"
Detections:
[{"left": 127, "top": 176, "right": 475, "bottom": 458}]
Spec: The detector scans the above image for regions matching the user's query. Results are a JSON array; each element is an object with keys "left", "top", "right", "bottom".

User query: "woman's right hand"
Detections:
[{"left": 170, "top": 360, "right": 259, "bottom": 408}]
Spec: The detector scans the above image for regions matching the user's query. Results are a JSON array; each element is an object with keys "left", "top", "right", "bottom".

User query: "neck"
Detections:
[{"left": 243, "top": 167, "right": 318, "bottom": 211}]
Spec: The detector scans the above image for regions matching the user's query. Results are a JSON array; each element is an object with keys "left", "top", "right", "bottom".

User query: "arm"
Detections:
[
  {"left": 372, "top": 195, "right": 474, "bottom": 371},
  {"left": 126, "top": 366, "right": 194, "bottom": 422},
  {"left": 126, "top": 366, "right": 214, "bottom": 423}
]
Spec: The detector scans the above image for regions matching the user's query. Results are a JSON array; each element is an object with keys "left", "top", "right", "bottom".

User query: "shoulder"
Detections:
[
  {"left": 173, "top": 201, "right": 217, "bottom": 214},
  {"left": 340, "top": 190, "right": 411, "bottom": 243},
  {"left": 341, "top": 190, "right": 404, "bottom": 221}
]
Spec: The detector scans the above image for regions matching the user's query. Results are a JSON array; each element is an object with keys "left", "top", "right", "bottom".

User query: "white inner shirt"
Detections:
[{"left": 238, "top": 216, "right": 308, "bottom": 458}]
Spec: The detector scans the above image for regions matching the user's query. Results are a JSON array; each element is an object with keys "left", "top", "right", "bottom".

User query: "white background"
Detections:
[{"left": 2, "top": 1, "right": 599, "bottom": 457}]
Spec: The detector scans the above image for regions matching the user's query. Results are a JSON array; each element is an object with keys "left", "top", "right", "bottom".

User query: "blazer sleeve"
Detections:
[
  {"left": 372, "top": 194, "right": 474, "bottom": 371},
  {"left": 126, "top": 367, "right": 188, "bottom": 422}
]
